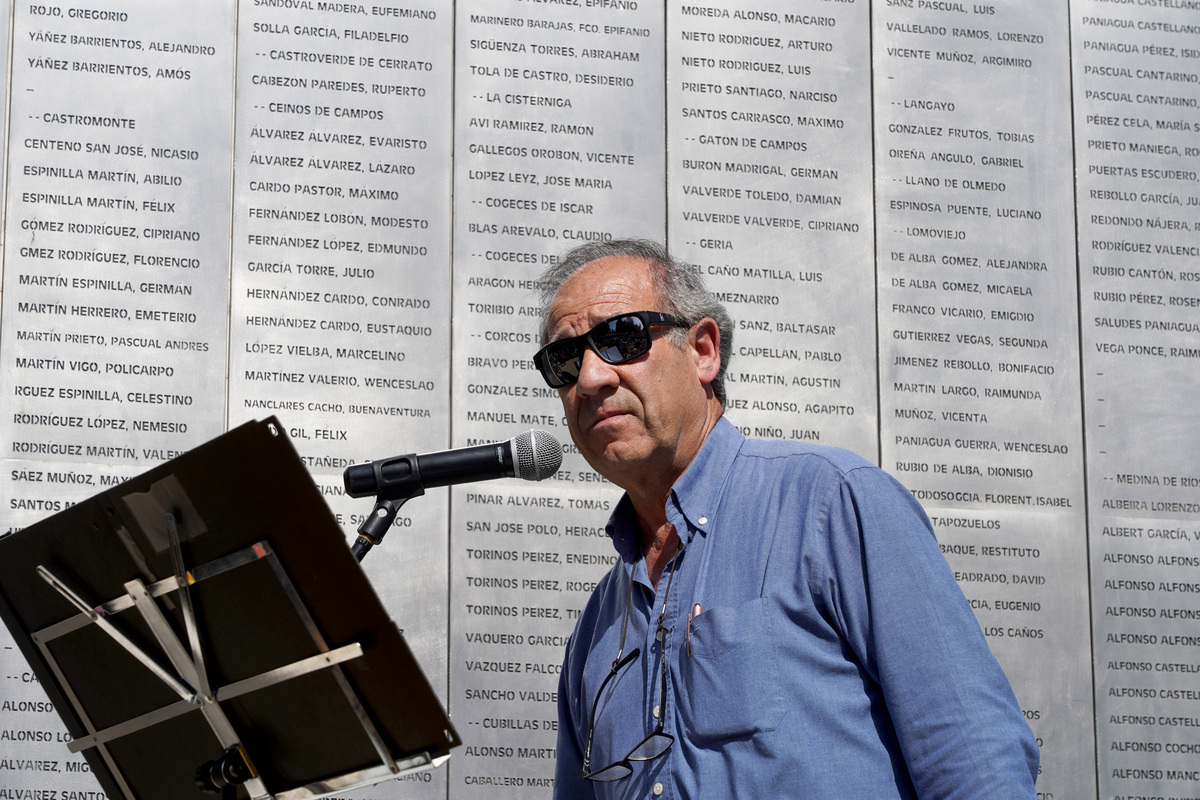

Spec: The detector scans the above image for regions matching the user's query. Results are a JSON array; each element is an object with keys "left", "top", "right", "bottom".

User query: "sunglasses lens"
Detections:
[
  {"left": 585, "top": 762, "right": 633, "bottom": 782},
  {"left": 593, "top": 314, "right": 650, "bottom": 364},
  {"left": 542, "top": 338, "right": 584, "bottom": 387},
  {"left": 627, "top": 732, "right": 673, "bottom": 761}
]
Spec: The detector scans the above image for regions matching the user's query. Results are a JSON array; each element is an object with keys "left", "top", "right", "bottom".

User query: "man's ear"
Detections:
[{"left": 690, "top": 317, "right": 721, "bottom": 385}]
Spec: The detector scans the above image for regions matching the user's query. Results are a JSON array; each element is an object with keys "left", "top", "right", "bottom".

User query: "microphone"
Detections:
[
  {"left": 343, "top": 430, "right": 562, "bottom": 498},
  {"left": 343, "top": 431, "right": 563, "bottom": 562}
]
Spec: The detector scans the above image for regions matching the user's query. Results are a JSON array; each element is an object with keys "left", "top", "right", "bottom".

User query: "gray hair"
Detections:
[{"left": 536, "top": 239, "right": 734, "bottom": 405}]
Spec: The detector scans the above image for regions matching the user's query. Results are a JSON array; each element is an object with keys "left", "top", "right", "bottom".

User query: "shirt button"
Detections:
[
  {"left": 698, "top": 516, "right": 708, "bottom": 525},
  {"left": 653, "top": 783, "right": 664, "bottom": 796}
]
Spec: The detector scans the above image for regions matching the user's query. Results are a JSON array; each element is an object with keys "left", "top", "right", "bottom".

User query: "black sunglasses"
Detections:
[
  {"left": 582, "top": 547, "right": 680, "bottom": 781},
  {"left": 582, "top": 646, "right": 674, "bottom": 781},
  {"left": 534, "top": 311, "right": 689, "bottom": 389}
]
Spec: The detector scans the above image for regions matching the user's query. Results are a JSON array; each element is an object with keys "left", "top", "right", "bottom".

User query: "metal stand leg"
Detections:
[{"left": 33, "top": 530, "right": 403, "bottom": 799}]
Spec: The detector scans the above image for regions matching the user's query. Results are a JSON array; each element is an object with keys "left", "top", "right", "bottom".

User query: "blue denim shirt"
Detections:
[{"left": 555, "top": 417, "right": 1039, "bottom": 799}]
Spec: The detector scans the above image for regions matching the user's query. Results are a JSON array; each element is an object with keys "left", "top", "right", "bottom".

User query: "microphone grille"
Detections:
[{"left": 513, "top": 430, "right": 563, "bottom": 481}]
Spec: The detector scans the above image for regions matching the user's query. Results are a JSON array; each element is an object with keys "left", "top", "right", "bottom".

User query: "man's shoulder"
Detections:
[
  {"left": 736, "top": 436, "right": 878, "bottom": 476},
  {"left": 732, "top": 437, "right": 924, "bottom": 522}
]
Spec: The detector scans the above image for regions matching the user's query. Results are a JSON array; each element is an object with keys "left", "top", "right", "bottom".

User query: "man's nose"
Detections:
[{"left": 573, "top": 347, "right": 619, "bottom": 395}]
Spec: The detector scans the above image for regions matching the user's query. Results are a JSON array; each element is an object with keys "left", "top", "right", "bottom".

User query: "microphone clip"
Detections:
[{"left": 351, "top": 454, "right": 425, "bottom": 562}]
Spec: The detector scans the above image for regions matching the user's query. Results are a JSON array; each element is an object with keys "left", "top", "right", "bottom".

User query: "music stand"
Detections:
[{"left": 0, "top": 417, "right": 460, "bottom": 799}]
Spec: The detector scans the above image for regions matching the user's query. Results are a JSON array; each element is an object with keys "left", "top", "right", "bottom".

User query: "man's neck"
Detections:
[
  {"left": 624, "top": 406, "right": 722, "bottom": 586},
  {"left": 639, "top": 519, "right": 680, "bottom": 589}
]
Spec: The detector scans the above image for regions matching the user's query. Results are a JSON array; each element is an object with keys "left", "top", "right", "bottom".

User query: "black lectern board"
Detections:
[{"left": 0, "top": 418, "right": 459, "bottom": 799}]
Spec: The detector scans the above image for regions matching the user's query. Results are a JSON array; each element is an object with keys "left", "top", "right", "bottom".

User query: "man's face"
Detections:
[{"left": 545, "top": 256, "right": 710, "bottom": 490}]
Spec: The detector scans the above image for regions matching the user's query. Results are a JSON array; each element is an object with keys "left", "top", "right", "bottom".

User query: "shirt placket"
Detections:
[
  {"left": 647, "top": 561, "right": 677, "bottom": 800},
  {"left": 648, "top": 517, "right": 708, "bottom": 800}
]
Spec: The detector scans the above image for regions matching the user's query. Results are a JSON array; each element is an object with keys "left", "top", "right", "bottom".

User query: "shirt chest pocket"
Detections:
[{"left": 677, "top": 596, "right": 786, "bottom": 743}]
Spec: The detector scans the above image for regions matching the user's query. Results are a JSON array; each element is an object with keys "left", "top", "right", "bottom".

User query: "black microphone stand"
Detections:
[{"left": 351, "top": 454, "right": 425, "bottom": 562}]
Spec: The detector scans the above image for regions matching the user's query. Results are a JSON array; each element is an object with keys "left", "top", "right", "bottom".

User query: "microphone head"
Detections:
[{"left": 512, "top": 430, "right": 562, "bottom": 481}]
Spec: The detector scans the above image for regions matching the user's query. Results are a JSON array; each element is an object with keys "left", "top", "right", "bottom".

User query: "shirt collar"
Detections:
[{"left": 606, "top": 416, "right": 745, "bottom": 557}]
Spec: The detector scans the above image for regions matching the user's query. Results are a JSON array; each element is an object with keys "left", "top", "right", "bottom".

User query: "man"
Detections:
[{"left": 533, "top": 239, "right": 1039, "bottom": 799}]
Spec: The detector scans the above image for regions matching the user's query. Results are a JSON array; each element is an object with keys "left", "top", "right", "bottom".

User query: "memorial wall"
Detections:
[{"left": 0, "top": 0, "right": 1197, "bottom": 798}]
